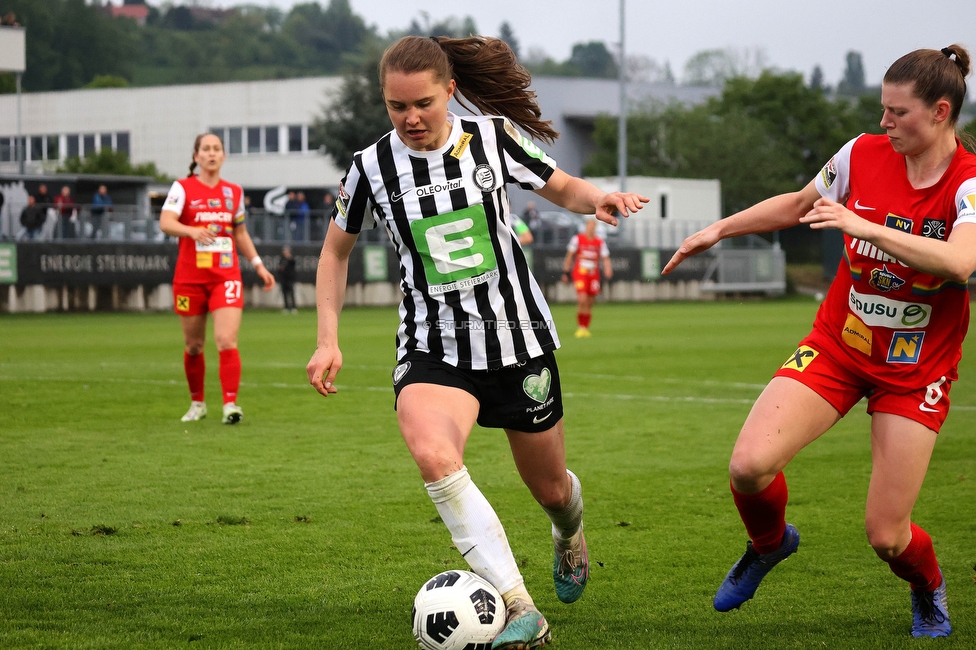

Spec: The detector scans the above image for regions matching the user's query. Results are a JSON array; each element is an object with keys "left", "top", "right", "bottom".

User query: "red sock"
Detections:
[
  {"left": 184, "top": 351, "right": 205, "bottom": 402},
  {"left": 731, "top": 471, "right": 788, "bottom": 554},
  {"left": 884, "top": 523, "right": 942, "bottom": 591},
  {"left": 579, "top": 313, "right": 591, "bottom": 328},
  {"left": 219, "top": 348, "right": 241, "bottom": 405}
]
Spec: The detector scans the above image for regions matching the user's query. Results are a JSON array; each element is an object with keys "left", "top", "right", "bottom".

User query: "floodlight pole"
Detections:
[
  {"left": 16, "top": 71, "right": 23, "bottom": 174},
  {"left": 617, "top": 0, "right": 627, "bottom": 193}
]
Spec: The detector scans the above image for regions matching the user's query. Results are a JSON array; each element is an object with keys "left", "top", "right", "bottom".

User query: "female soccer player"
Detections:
[
  {"left": 561, "top": 217, "right": 612, "bottom": 338},
  {"left": 160, "top": 134, "right": 275, "bottom": 424},
  {"left": 664, "top": 45, "right": 976, "bottom": 638},
  {"left": 306, "top": 35, "right": 647, "bottom": 649}
]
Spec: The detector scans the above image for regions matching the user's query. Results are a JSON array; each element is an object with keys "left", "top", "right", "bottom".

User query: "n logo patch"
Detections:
[
  {"left": 176, "top": 295, "right": 190, "bottom": 312},
  {"left": 887, "top": 331, "right": 924, "bottom": 364},
  {"left": 781, "top": 346, "right": 819, "bottom": 372}
]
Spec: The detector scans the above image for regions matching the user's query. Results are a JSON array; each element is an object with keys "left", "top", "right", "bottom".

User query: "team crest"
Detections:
[
  {"left": 820, "top": 157, "right": 836, "bottom": 188},
  {"left": 222, "top": 186, "right": 233, "bottom": 198},
  {"left": 225, "top": 198, "right": 234, "bottom": 210},
  {"left": 921, "top": 218, "right": 946, "bottom": 240},
  {"left": 884, "top": 214, "right": 913, "bottom": 233},
  {"left": 392, "top": 361, "right": 411, "bottom": 385},
  {"left": 473, "top": 164, "right": 496, "bottom": 192},
  {"left": 869, "top": 264, "right": 906, "bottom": 293}
]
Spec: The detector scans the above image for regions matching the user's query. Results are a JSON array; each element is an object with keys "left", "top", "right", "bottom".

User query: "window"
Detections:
[
  {"left": 247, "top": 126, "right": 261, "bottom": 154},
  {"left": 209, "top": 127, "right": 226, "bottom": 144},
  {"left": 67, "top": 134, "right": 80, "bottom": 159},
  {"left": 46, "top": 135, "right": 59, "bottom": 160},
  {"left": 116, "top": 132, "right": 130, "bottom": 155},
  {"left": 265, "top": 126, "right": 279, "bottom": 153},
  {"left": 30, "top": 136, "right": 43, "bottom": 161},
  {"left": 0, "top": 138, "right": 10, "bottom": 162},
  {"left": 83, "top": 134, "right": 96, "bottom": 157},
  {"left": 100, "top": 133, "right": 113, "bottom": 151},
  {"left": 288, "top": 125, "right": 302, "bottom": 153},
  {"left": 228, "top": 127, "right": 242, "bottom": 154}
]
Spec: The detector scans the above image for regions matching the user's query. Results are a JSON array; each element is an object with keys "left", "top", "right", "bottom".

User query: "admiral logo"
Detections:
[
  {"left": 450, "top": 132, "right": 473, "bottom": 159},
  {"left": 869, "top": 264, "right": 905, "bottom": 293},
  {"left": 781, "top": 345, "right": 818, "bottom": 372},
  {"left": 472, "top": 164, "right": 496, "bottom": 192},
  {"left": 884, "top": 214, "right": 913, "bottom": 233},
  {"left": 842, "top": 313, "right": 872, "bottom": 355},
  {"left": 820, "top": 157, "right": 837, "bottom": 188},
  {"left": 921, "top": 218, "right": 946, "bottom": 240},
  {"left": 849, "top": 238, "right": 903, "bottom": 266},
  {"left": 887, "top": 331, "right": 924, "bottom": 364},
  {"left": 848, "top": 288, "right": 931, "bottom": 329},
  {"left": 208, "top": 198, "right": 222, "bottom": 208}
]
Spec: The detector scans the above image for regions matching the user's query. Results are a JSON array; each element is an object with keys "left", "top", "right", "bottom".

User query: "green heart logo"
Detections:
[{"left": 522, "top": 368, "right": 552, "bottom": 403}]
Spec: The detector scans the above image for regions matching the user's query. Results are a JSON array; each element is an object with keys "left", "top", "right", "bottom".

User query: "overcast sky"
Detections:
[{"left": 183, "top": 0, "right": 972, "bottom": 89}]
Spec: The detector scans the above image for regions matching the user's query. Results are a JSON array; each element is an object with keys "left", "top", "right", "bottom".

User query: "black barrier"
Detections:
[{"left": 11, "top": 242, "right": 712, "bottom": 287}]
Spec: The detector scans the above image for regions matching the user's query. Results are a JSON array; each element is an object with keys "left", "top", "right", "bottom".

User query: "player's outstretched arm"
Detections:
[
  {"left": 663, "top": 181, "right": 820, "bottom": 275},
  {"left": 535, "top": 169, "right": 649, "bottom": 226},
  {"left": 307, "top": 221, "right": 359, "bottom": 397}
]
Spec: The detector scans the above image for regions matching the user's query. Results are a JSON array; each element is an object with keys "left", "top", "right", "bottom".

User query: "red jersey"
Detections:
[
  {"left": 811, "top": 134, "right": 976, "bottom": 389},
  {"left": 567, "top": 233, "right": 609, "bottom": 278},
  {"left": 163, "top": 176, "right": 246, "bottom": 283}
]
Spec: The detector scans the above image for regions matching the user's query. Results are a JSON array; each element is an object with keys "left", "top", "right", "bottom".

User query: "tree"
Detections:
[
  {"left": 682, "top": 47, "right": 767, "bottom": 87},
  {"left": 568, "top": 41, "right": 617, "bottom": 78},
  {"left": 809, "top": 65, "right": 824, "bottom": 91},
  {"left": 59, "top": 149, "right": 170, "bottom": 181},
  {"left": 836, "top": 50, "right": 866, "bottom": 97},
  {"left": 310, "top": 45, "right": 391, "bottom": 169},
  {"left": 498, "top": 21, "right": 519, "bottom": 60}
]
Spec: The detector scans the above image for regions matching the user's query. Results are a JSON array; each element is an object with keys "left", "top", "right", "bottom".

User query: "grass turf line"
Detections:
[{"left": 0, "top": 300, "right": 974, "bottom": 648}]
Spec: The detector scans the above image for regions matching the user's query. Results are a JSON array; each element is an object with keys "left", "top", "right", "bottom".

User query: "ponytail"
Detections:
[
  {"left": 885, "top": 44, "right": 971, "bottom": 126},
  {"left": 380, "top": 35, "right": 559, "bottom": 144}
]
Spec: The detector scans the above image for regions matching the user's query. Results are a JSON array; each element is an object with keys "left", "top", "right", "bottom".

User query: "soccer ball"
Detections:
[{"left": 412, "top": 570, "right": 505, "bottom": 650}]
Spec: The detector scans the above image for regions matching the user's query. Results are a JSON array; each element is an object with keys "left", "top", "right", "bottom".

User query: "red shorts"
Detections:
[
  {"left": 573, "top": 272, "right": 601, "bottom": 297},
  {"left": 173, "top": 279, "right": 244, "bottom": 316},
  {"left": 773, "top": 340, "right": 952, "bottom": 433}
]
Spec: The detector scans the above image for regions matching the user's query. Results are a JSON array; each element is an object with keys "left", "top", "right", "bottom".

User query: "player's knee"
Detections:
[
  {"left": 864, "top": 518, "right": 906, "bottom": 559},
  {"left": 214, "top": 335, "right": 238, "bottom": 351},
  {"left": 184, "top": 341, "right": 205, "bottom": 355},
  {"left": 727, "top": 451, "right": 772, "bottom": 490}
]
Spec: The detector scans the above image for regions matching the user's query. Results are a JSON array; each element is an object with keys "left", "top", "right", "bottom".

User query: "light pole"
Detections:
[{"left": 617, "top": 0, "right": 627, "bottom": 193}]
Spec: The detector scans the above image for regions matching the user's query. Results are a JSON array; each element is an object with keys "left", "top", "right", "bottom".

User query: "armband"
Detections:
[{"left": 250, "top": 256, "right": 264, "bottom": 267}]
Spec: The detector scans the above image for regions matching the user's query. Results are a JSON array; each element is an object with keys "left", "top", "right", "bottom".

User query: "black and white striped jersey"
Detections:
[{"left": 334, "top": 112, "right": 560, "bottom": 370}]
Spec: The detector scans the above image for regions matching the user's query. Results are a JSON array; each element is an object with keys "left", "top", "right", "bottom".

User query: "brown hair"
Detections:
[
  {"left": 187, "top": 133, "right": 224, "bottom": 177},
  {"left": 379, "top": 35, "right": 558, "bottom": 144},
  {"left": 884, "top": 44, "right": 971, "bottom": 126}
]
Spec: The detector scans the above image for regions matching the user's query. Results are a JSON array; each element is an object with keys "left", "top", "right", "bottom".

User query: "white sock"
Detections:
[
  {"left": 542, "top": 469, "right": 583, "bottom": 542},
  {"left": 425, "top": 467, "right": 524, "bottom": 595}
]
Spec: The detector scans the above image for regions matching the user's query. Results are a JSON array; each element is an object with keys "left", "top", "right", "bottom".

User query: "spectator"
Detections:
[
  {"left": 522, "top": 200, "right": 541, "bottom": 234},
  {"left": 54, "top": 185, "right": 76, "bottom": 239},
  {"left": 284, "top": 190, "right": 300, "bottom": 242},
  {"left": 277, "top": 245, "right": 297, "bottom": 313},
  {"left": 20, "top": 195, "right": 45, "bottom": 240},
  {"left": 317, "top": 190, "right": 336, "bottom": 239},
  {"left": 296, "top": 191, "right": 310, "bottom": 241},
  {"left": 90, "top": 184, "right": 112, "bottom": 239},
  {"left": 34, "top": 184, "right": 51, "bottom": 208}
]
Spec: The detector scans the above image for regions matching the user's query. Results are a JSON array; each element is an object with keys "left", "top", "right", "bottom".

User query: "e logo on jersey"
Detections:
[
  {"left": 781, "top": 346, "right": 819, "bottom": 372},
  {"left": 472, "top": 164, "right": 496, "bottom": 192},
  {"left": 411, "top": 205, "right": 498, "bottom": 293},
  {"left": 887, "top": 331, "right": 924, "bottom": 364},
  {"left": 884, "top": 214, "right": 913, "bottom": 233}
]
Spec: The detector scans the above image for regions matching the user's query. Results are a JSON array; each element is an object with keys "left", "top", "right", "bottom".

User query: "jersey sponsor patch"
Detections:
[
  {"left": 884, "top": 214, "right": 913, "bottom": 233},
  {"left": 868, "top": 264, "right": 905, "bottom": 293},
  {"left": 219, "top": 252, "right": 234, "bottom": 268},
  {"left": 411, "top": 204, "right": 499, "bottom": 293},
  {"left": 887, "top": 331, "right": 924, "bottom": 364},
  {"left": 176, "top": 295, "right": 191, "bottom": 312},
  {"left": 222, "top": 186, "right": 233, "bottom": 198},
  {"left": 208, "top": 198, "right": 222, "bottom": 208},
  {"left": 842, "top": 313, "right": 872, "bottom": 355},
  {"left": 781, "top": 345, "right": 819, "bottom": 372},
  {"left": 921, "top": 218, "right": 946, "bottom": 240},
  {"left": 849, "top": 237, "right": 904, "bottom": 266},
  {"left": 522, "top": 367, "right": 552, "bottom": 402},
  {"left": 335, "top": 182, "right": 348, "bottom": 218},
  {"left": 820, "top": 157, "right": 837, "bottom": 188},
  {"left": 196, "top": 252, "right": 213, "bottom": 269},
  {"left": 848, "top": 288, "right": 931, "bottom": 328},
  {"left": 450, "top": 132, "right": 473, "bottom": 159},
  {"left": 195, "top": 237, "right": 233, "bottom": 253}
]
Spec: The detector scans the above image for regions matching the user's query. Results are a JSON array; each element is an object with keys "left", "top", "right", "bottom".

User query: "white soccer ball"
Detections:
[{"left": 412, "top": 570, "right": 505, "bottom": 650}]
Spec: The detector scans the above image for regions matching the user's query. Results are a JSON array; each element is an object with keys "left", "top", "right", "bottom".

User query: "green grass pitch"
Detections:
[{"left": 1, "top": 300, "right": 974, "bottom": 648}]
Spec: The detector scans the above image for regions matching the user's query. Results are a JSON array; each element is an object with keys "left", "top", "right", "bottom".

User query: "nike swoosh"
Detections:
[
  {"left": 390, "top": 188, "right": 414, "bottom": 202},
  {"left": 532, "top": 412, "right": 552, "bottom": 424},
  {"left": 461, "top": 544, "right": 478, "bottom": 558},
  {"left": 854, "top": 200, "right": 875, "bottom": 210},
  {"left": 919, "top": 404, "right": 939, "bottom": 413}
]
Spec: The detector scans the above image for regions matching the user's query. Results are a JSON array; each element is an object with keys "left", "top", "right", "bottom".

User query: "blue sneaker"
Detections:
[
  {"left": 911, "top": 572, "right": 951, "bottom": 638},
  {"left": 713, "top": 523, "right": 800, "bottom": 612},
  {"left": 553, "top": 525, "right": 589, "bottom": 603},
  {"left": 492, "top": 599, "right": 551, "bottom": 650}
]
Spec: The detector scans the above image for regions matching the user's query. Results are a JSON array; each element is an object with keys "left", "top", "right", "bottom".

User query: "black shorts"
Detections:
[{"left": 392, "top": 351, "right": 564, "bottom": 433}]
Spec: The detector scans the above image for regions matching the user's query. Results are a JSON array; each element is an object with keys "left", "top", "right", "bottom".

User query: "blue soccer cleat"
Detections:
[
  {"left": 713, "top": 523, "right": 800, "bottom": 612},
  {"left": 492, "top": 599, "right": 551, "bottom": 650},
  {"left": 911, "top": 571, "right": 951, "bottom": 638},
  {"left": 553, "top": 525, "right": 589, "bottom": 604}
]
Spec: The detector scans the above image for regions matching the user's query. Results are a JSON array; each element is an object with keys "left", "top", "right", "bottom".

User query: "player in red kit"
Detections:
[
  {"left": 664, "top": 45, "right": 976, "bottom": 638},
  {"left": 562, "top": 218, "right": 612, "bottom": 338},
  {"left": 159, "top": 134, "right": 275, "bottom": 424}
]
